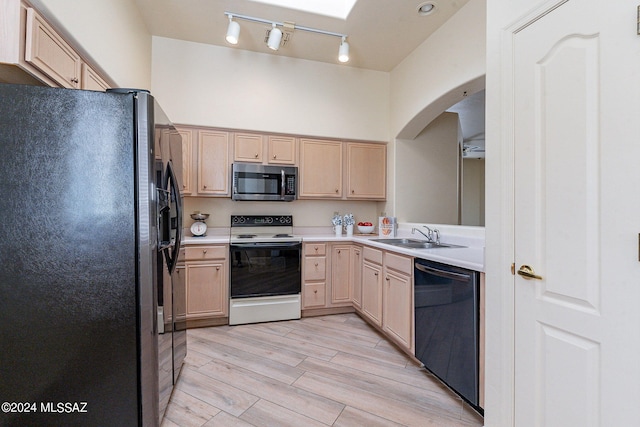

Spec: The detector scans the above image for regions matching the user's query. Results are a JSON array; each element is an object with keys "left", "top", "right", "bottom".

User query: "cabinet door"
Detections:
[
  {"left": 351, "top": 246, "right": 362, "bottom": 309},
  {"left": 383, "top": 269, "right": 413, "bottom": 352},
  {"left": 234, "top": 133, "right": 263, "bottom": 163},
  {"left": 331, "top": 245, "right": 351, "bottom": 305},
  {"left": 299, "top": 139, "right": 343, "bottom": 198},
  {"left": 185, "top": 262, "right": 227, "bottom": 318},
  {"left": 267, "top": 135, "right": 296, "bottom": 165},
  {"left": 347, "top": 142, "right": 386, "bottom": 200},
  {"left": 361, "top": 261, "right": 382, "bottom": 326},
  {"left": 25, "top": 8, "right": 81, "bottom": 89},
  {"left": 174, "top": 128, "right": 193, "bottom": 195},
  {"left": 80, "top": 63, "right": 109, "bottom": 91},
  {"left": 198, "top": 130, "right": 229, "bottom": 195}
]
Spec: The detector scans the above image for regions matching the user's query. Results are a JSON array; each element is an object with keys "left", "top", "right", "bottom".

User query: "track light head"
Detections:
[
  {"left": 226, "top": 16, "right": 240, "bottom": 44},
  {"left": 267, "top": 23, "right": 282, "bottom": 50},
  {"left": 338, "top": 37, "right": 349, "bottom": 63}
]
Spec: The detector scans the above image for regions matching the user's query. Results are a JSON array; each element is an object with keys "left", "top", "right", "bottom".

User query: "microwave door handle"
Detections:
[{"left": 281, "top": 169, "right": 285, "bottom": 200}]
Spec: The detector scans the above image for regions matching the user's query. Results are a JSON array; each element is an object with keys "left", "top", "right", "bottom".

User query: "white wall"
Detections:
[
  {"left": 390, "top": 0, "right": 486, "bottom": 140},
  {"left": 395, "top": 112, "right": 459, "bottom": 224},
  {"left": 31, "top": 0, "right": 152, "bottom": 89},
  {"left": 462, "top": 158, "right": 485, "bottom": 226},
  {"left": 151, "top": 37, "right": 389, "bottom": 142}
]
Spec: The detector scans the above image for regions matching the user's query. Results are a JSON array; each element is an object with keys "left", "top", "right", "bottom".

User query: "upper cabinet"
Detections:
[
  {"left": 0, "top": 3, "right": 111, "bottom": 90},
  {"left": 346, "top": 142, "right": 386, "bottom": 200},
  {"left": 299, "top": 138, "right": 343, "bottom": 198},
  {"left": 233, "top": 132, "right": 263, "bottom": 163},
  {"left": 233, "top": 132, "right": 297, "bottom": 165},
  {"left": 25, "top": 7, "right": 81, "bottom": 89},
  {"left": 300, "top": 138, "right": 386, "bottom": 201},
  {"left": 198, "top": 130, "right": 230, "bottom": 196}
]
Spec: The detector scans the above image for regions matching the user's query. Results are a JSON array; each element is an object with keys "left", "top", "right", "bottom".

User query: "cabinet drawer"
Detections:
[
  {"left": 303, "top": 282, "right": 326, "bottom": 308},
  {"left": 385, "top": 252, "right": 412, "bottom": 275},
  {"left": 304, "top": 256, "right": 326, "bottom": 280},
  {"left": 363, "top": 246, "right": 383, "bottom": 265},
  {"left": 185, "top": 245, "right": 227, "bottom": 261},
  {"left": 304, "top": 243, "right": 326, "bottom": 256}
]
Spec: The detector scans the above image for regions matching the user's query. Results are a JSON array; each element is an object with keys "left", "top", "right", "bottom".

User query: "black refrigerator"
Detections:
[{"left": 0, "top": 83, "right": 185, "bottom": 426}]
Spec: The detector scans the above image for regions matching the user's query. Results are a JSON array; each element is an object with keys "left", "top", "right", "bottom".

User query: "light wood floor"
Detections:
[{"left": 161, "top": 313, "right": 484, "bottom": 427}]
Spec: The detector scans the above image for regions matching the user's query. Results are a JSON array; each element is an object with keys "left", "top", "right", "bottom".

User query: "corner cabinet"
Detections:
[
  {"left": 361, "top": 247, "right": 383, "bottom": 326},
  {"left": 183, "top": 244, "right": 228, "bottom": 327}
]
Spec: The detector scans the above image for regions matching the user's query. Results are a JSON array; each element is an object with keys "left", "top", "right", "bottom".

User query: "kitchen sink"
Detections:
[{"left": 368, "top": 238, "right": 464, "bottom": 249}]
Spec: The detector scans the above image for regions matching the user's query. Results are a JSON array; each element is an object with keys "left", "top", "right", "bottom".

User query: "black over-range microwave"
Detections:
[{"left": 232, "top": 163, "right": 297, "bottom": 201}]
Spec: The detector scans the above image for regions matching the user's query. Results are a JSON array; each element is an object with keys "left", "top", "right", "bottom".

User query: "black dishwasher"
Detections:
[{"left": 414, "top": 258, "right": 480, "bottom": 410}]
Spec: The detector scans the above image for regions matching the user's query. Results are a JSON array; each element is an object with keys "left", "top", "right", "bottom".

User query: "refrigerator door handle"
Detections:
[{"left": 164, "top": 161, "right": 182, "bottom": 274}]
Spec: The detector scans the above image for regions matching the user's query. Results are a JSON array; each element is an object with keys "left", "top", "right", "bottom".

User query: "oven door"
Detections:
[{"left": 230, "top": 242, "right": 302, "bottom": 298}]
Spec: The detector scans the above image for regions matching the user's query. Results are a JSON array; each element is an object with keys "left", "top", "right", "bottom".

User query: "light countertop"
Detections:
[{"left": 182, "top": 231, "right": 484, "bottom": 272}]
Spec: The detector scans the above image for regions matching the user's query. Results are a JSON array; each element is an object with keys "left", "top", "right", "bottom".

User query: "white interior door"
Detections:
[{"left": 513, "top": 0, "right": 640, "bottom": 425}]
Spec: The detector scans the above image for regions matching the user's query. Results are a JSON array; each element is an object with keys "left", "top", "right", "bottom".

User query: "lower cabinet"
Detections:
[
  {"left": 302, "top": 242, "right": 355, "bottom": 313},
  {"left": 361, "top": 247, "right": 383, "bottom": 326},
  {"left": 382, "top": 252, "right": 413, "bottom": 353},
  {"left": 183, "top": 244, "right": 228, "bottom": 326},
  {"left": 351, "top": 246, "right": 362, "bottom": 309}
]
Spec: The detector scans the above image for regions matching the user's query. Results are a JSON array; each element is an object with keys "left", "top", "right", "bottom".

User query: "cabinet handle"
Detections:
[
  {"left": 315, "top": 262, "right": 318, "bottom": 267},
  {"left": 374, "top": 272, "right": 378, "bottom": 276},
  {"left": 273, "top": 154, "right": 277, "bottom": 159},
  {"left": 314, "top": 290, "right": 317, "bottom": 294},
  {"left": 203, "top": 249, "right": 207, "bottom": 254},
  {"left": 216, "top": 266, "right": 220, "bottom": 271},
  {"left": 314, "top": 246, "right": 318, "bottom": 251},
  {"left": 338, "top": 250, "right": 341, "bottom": 254},
  {"left": 70, "top": 77, "right": 79, "bottom": 84},
  {"left": 351, "top": 189, "right": 355, "bottom": 194},
  {"left": 335, "top": 189, "right": 339, "bottom": 193},
  {"left": 386, "top": 277, "right": 390, "bottom": 281},
  {"left": 255, "top": 153, "right": 259, "bottom": 158},
  {"left": 203, "top": 185, "right": 207, "bottom": 189}
]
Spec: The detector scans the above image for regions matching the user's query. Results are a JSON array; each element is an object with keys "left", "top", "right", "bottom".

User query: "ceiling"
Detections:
[
  {"left": 447, "top": 90, "right": 485, "bottom": 157},
  {"left": 133, "top": 0, "right": 471, "bottom": 72}
]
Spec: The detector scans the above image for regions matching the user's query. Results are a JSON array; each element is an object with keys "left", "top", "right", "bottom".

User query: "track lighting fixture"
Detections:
[
  {"left": 225, "top": 15, "right": 240, "bottom": 44},
  {"left": 338, "top": 37, "right": 349, "bottom": 63},
  {"left": 267, "top": 23, "right": 283, "bottom": 50},
  {"left": 223, "top": 11, "right": 350, "bottom": 64}
]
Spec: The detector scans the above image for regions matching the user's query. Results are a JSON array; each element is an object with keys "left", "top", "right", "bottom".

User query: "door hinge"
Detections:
[{"left": 511, "top": 263, "right": 515, "bottom": 275}]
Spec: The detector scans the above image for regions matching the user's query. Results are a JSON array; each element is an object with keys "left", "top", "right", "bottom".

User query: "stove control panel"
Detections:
[{"left": 231, "top": 215, "right": 293, "bottom": 226}]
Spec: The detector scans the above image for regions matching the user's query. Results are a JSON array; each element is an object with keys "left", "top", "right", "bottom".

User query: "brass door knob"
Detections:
[{"left": 517, "top": 265, "right": 542, "bottom": 280}]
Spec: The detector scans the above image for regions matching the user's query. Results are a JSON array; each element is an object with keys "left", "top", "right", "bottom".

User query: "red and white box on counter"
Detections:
[{"left": 378, "top": 216, "right": 397, "bottom": 238}]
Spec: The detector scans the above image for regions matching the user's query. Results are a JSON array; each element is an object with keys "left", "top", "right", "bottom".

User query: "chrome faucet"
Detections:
[
  {"left": 433, "top": 229, "right": 440, "bottom": 245},
  {"left": 412, "top": 226, "right": 433, "bottom": 242}
]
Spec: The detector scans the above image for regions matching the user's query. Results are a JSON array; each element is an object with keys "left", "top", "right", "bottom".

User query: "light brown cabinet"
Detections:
[
  {"left": 197, "top": 130, "right": 230, "bottom": 196},
  {"left": 25, "top": 7, "right": 81, "bottom": 89},
  {"left": 173, "top": 127, "right": 192, "bottom": 195},
  {"left": 361, "top": 247, "right": 383, "bottom": 326},
  {"left": 233, "top": 132, "right": 297, "bottom": 165},
  {"left": 267, "top": 135, "right": 296, "bottom": 164},
  {"left": 351, "top": 246, "right": 362, "bottom": 309},
  {"left": 330, "top": 245, "right": 352, "bottom": 306},
  {"left": 233, "top": 132, "right": 263, "bottom": 163},
  {"left": 80, "top": 63, "right": 109, "bottom": 91},
  {"left": 0, "top": 3, "right": 111, "bottom": 89},
  {"left": 302, "top": 243, "right": 327, "bottom": 308},
  {"left": 184, "top": 245, "right": 228, "bottom": 323},
  {"left": 346, "top": 142, "right": 386, "bottom": 200},
  {"left": 299, "top": 139, "right": 343, "bottom": 198},
  {"left": 382, "top": 252, "right": 413, "bottom": 352},
  {"left": 299, "top": 138, "right": 386, "bottom": 200}
]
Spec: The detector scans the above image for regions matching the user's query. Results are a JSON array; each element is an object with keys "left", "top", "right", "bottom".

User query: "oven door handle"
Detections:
[{"left": 231, "top": 242, "right": 301, "bottom": 249}]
